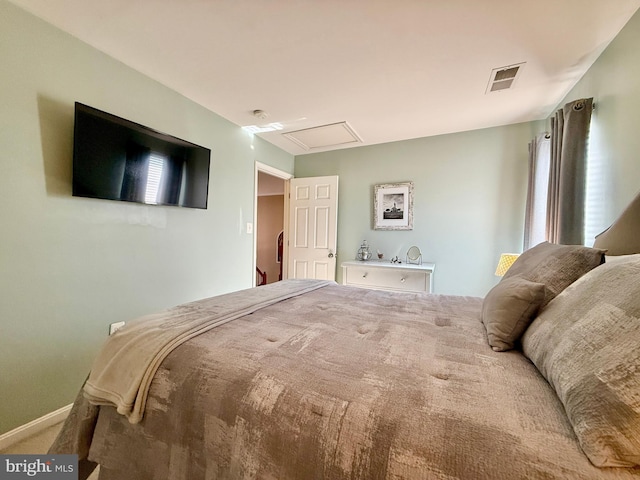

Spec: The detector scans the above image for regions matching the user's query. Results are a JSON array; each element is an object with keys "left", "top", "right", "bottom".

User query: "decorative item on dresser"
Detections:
[
  {"left": 355, "top": 240, "right": 372, "bottom": 261},
  {"left": 341, "top": 259, "right": 435, "bottom": 293},
  {"left": 406, "top": 245, "right": 422, "bottom": 265}
]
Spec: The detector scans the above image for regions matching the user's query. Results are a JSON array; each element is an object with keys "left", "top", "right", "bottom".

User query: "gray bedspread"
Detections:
[
  {"left": 84, "top": 279, "right": 332, "bottom": 424},
  {"left": 51, "top": 281, "right": 640, "bottom": 479}
]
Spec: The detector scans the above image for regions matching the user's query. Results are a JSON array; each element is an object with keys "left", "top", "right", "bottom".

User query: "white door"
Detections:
[{"left": 287, "top": 176, "right": 338, "bottom": 280}]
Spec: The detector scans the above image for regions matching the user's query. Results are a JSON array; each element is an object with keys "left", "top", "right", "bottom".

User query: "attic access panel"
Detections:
[{"left": 283, "top": 122, "right": 362, "bottom": 150}]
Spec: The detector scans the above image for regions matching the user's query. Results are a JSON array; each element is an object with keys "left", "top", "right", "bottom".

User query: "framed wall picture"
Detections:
[{"left": 374, "top": 182, "right": 414, "bottom": 230}]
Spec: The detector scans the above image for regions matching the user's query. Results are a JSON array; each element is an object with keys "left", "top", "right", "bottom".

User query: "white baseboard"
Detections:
[{"left": 0, "top": 404, "right": 72, "bottom": 451}]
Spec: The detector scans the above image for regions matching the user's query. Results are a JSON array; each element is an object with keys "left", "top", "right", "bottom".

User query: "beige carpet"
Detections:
[{"left": 1, "top": 421, "right": 99, "bottom": 480}]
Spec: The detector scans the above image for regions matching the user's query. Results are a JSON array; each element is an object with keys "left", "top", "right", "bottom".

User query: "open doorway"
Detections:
[{"left": 254, "top": 163, "right": 292, "bottom": 286}]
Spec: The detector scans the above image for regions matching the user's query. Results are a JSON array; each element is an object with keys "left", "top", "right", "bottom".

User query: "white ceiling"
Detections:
[{"left": 10, "top": 0, "right": 640, "bottom": 156}]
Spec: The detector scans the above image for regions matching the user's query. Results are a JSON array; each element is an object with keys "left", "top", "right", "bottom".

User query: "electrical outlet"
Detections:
[{"left": 109, "top": 321, "right": 126, "bottom": 335}]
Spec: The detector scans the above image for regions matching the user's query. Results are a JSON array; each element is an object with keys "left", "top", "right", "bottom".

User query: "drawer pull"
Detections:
[
  {"left": 362, "top": 273, "right": 368, "bottom": 278},
  {"left": 400, "top": 278, "right": 406, "bottom": 283}
]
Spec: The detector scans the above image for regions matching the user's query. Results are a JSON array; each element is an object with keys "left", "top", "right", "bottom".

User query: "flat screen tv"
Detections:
[{"left": 72, "top": 102, "right": 211, "bottom": 209}]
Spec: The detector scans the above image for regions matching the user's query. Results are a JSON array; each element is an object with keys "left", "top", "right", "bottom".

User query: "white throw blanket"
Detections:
[{"left": 84, "top": 279, "right": 333, "bottom": 423}]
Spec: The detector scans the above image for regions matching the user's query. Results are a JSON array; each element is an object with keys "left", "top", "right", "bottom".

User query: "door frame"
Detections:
[{"left": 253, "top": 162, "right": 293, "bottom": 286}]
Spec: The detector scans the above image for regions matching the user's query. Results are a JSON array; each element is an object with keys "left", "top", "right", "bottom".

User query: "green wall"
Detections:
[
  {"left": 0, "top": 0, "right": 293, "bottom": 434},
  {"left": 295, "top": 121, "right": 542, "bottom": 297},
  {"left": 554, "top": 8, "right": 640, "bottom": 230}
]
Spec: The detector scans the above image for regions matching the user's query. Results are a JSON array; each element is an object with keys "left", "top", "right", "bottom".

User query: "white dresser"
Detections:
[{"left": 341, "top": 260, "right": 435, "bottom": 293}]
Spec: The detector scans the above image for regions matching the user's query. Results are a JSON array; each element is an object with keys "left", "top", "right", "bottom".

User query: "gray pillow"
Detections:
[
  {"left": 504, "top": 242, "right": 605, "bottom": 307},
  {"left": 522, "top": 257, "right": 640, "bottom": 467},
  {"left": 481, "top": 276, "right": 545, "bottom": 351}
]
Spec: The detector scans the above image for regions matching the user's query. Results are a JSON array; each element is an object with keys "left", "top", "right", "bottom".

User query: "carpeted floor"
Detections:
[{"left": 1, "top": 422, "right": 99, "bottom": 479}]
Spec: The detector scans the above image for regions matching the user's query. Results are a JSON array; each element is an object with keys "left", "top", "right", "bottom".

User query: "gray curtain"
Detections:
[{"left": 546, "top": 98, "right": 593, "bottom": 245}]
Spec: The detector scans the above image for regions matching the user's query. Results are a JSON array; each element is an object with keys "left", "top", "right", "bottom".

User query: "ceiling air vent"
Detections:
[{"left": 486, "top": 62, "right": 525, "bottom": 93}]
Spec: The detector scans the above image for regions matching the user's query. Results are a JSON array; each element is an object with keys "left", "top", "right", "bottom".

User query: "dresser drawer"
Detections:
[{"left": 343, "top": 265, "right": 431, "bottom": 293}]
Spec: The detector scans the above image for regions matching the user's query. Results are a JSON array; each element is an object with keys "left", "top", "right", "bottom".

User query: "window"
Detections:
[
  {"left": 527, "top": 135, "right": 551, "bottom": 248},
  {"left": 145, "top": 153, "right": 165, "bottom": 204},
  {"left": 583, "top": 115, "right": 607, "bottom": 246}
]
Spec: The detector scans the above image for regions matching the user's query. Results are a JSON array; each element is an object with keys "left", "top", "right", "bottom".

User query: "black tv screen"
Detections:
[{"left": 72, "top": 102, "right": 211, "bottom": 209}]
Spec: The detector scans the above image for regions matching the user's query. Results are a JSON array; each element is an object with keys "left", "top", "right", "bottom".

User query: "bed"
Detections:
[{"left": 50, "top": 200, "right": 640, "bottom": 479}]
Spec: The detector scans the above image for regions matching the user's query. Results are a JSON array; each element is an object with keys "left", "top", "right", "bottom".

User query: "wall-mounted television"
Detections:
[{"left": 72, "top": 102, "right": 211, "bottom": 209}]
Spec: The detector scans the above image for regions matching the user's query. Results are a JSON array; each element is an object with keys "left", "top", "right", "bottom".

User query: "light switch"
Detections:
[{"left": 246, "top": 222, "right": 253, "bottom": 234}]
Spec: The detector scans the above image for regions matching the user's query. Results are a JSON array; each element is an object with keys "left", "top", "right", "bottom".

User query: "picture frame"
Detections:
[{"left": 373, "top": 182, "right": 414, "bottom": 230}]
